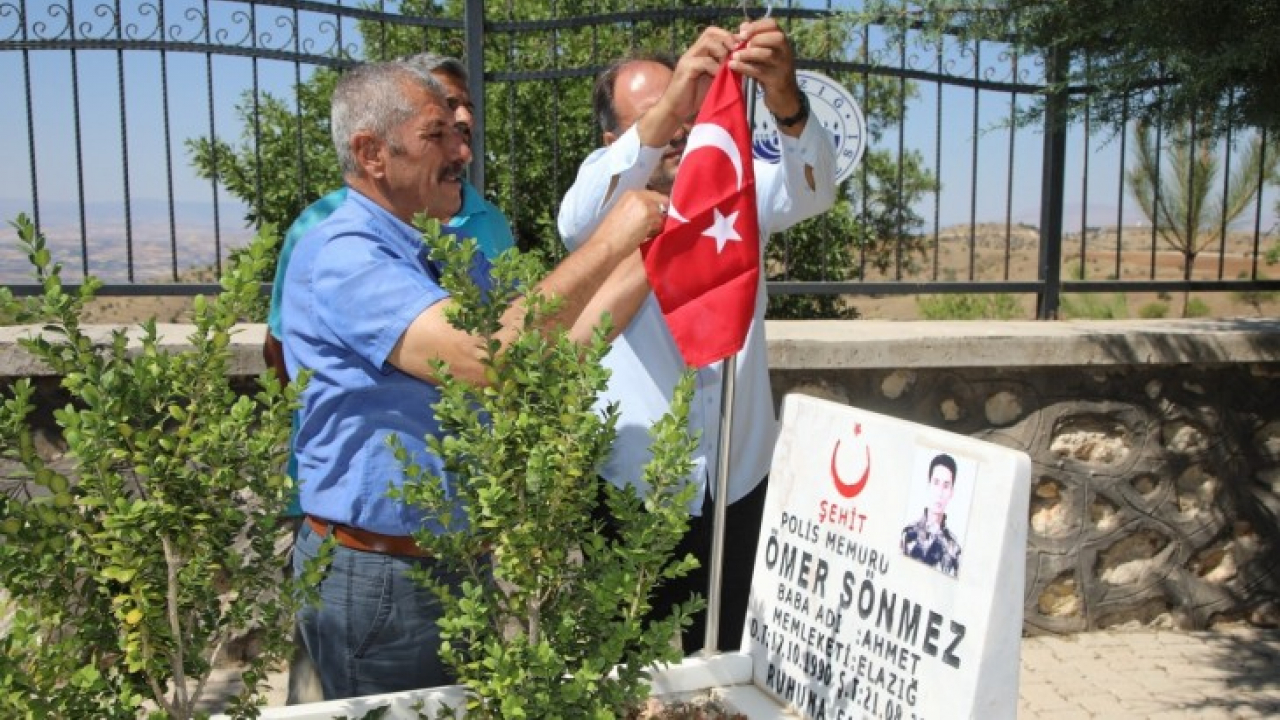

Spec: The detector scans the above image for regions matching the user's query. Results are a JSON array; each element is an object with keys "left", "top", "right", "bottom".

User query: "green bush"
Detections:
[
  {"left": 0, "top": 214, "right": 310, "bottom": 720},
  {"left": 1232, "top": 271, "right": 1277, "bottom": 314},
  {"left": 1138, "top": 302, "right": 1170, "bottom": 318},
  {"left": 395, "top": 222, "right": 702, "bottom": 719},
  {"left": 1185, "top": 297, "right": 1212, "bottom": 318},
  {"left": 916, "top": 293, "right": 1023, "bottom": 320},
  {"left": 1060, "top": 293, "right": 1129, "bottom": 319}
]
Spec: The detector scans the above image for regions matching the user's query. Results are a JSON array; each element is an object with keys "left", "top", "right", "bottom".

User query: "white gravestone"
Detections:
[{"left": 743, "top": 394, "right": 1031, "bottom": 720}]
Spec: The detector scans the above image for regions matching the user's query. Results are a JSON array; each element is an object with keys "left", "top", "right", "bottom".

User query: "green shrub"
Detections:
[
  {"left": 1138, "top": 301, "right": 1170, "bottom": 318},
  {"left": 1232, "top": 271, "right": 1277, "bottom": 314},
  {"left": 1184, "top": 297, "right": 1212, "bottom": 318},
  {"left": 1060, "top": 293, "right": 1129, "bottom": 319},
  {"left": 916, "top": 293, "right": 1023, "bottom": 320},
  {"left": 0, "top": 214, "right": 309, "bottom": 719},
  {"left": 395, "top": 222, "right": 702, "bottom": 719}
]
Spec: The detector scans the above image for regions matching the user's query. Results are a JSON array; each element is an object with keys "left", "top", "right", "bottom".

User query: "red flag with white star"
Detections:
[{"left": 641, "top": 62, "right": 760, "bottom": 368}]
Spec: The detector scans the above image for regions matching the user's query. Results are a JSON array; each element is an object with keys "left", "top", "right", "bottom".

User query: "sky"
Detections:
[
  {"left": 0, "top": 0, "right": 328, "bottom": 207},
  {"left": 0, "top": 0, "right": 339, "bottom": 280},
  {"left": 1, "top": 0, "right": 1275, "bottom": 282}
]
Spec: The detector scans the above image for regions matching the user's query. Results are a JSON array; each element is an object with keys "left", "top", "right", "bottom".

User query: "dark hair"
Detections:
[
  {"left": 929, "top": 453, "right": 958, "bottom": 483},
  {"left": 591, "top": 52, "right": 677, "bottom": 136}
]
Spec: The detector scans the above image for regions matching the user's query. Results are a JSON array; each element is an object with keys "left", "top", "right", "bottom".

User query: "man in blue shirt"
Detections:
[
  {"left": 264, "top": 52, "right": 512, "bottom": 396},
  {"left": 281, "top": 59, "right": 667, "bottom": 700},
  {"left": 261, "top": 53, "right": 513, "bottom": 704},
  {"left": 264, "top": 53, "right": 514, "bottom": 505}
]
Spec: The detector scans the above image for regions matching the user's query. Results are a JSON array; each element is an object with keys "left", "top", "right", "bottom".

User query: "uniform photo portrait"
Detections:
[{"left": 900, "top": 448, "right": 976, "bottom": 577}]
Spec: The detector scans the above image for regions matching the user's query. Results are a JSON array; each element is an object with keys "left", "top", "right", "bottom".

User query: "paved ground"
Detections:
[
  {"left": 203, "top": 625, "right": 1280, "bottom": 718},
  {"left": 1017, "top": 626, "right": 1280, "bottom": 719}
]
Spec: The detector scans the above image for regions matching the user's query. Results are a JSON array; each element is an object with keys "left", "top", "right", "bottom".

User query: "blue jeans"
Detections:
[{"left": 292, "top": 520, "right": 460, "bottom": 700}]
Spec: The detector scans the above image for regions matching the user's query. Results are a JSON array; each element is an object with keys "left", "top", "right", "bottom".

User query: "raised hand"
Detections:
[
  {"left": 731, "top": 18, "right": 806, "bottom": 131},
  {"left": 606, "top": 189, "right": 672, "bottom": 248},
  {"left": 661, "top": 26, "right": 737, "bottom": 123}
]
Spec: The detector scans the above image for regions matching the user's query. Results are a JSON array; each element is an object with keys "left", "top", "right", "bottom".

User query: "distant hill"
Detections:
[
  {"left": 0, "top": 198, "right": 254, "bottom": 284},
  {"left": 0, "top": 197, "right": 250, "bottom": 230}
]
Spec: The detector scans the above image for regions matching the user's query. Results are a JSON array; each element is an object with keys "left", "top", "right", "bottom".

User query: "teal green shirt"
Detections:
[{"left": 446, "top": 180, "right": 516, "bottom": 260}]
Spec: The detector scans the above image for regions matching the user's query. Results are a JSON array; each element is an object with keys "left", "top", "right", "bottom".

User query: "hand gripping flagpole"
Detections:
[{"left": 701, "top": 67, "right": 759, "bottom": 659}]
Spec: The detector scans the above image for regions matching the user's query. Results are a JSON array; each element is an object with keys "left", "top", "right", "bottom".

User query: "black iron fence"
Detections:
[{"left": 2, "top": 0, "right": 1277, "bottom": 319}]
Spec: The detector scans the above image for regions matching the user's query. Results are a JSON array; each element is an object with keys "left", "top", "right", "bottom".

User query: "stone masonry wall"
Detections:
[{"left": 772, "top": 362, "right": 1280, "bottom": 635}]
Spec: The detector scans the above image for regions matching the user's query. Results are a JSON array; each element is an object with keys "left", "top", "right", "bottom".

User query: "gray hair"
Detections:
[
  {"left": 401, "top": 52, "right": 468, "bottom": 84},
  {"left": 330, "top": 60, "right": 447, "bottom": 176}
]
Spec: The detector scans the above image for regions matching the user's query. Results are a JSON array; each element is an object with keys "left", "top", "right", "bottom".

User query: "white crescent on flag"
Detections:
[{"left": 665, "top": 122, "right": 743, "bottom": 225}]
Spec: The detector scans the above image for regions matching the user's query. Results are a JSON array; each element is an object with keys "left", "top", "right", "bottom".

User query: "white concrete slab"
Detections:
[{"left": 743, "top": 393, "right": 1032, "bottom": 719}]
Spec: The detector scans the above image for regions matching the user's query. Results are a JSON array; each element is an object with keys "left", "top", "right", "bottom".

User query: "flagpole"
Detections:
[
  {"left": 702, "top": 73, "right": 757, "bottom": 656},
  {"left": 702, "top": 353, "right": 736, "bottom": 655}
]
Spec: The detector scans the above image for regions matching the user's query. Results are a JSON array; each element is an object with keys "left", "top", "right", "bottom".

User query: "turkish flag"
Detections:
[{"left": 641, "top": 62, "right": 760, "bottom": 368}]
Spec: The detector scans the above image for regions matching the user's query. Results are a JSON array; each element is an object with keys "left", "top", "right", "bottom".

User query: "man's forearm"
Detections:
[
  {"left": 567, "top": 251, "right": 650, "bottom": 344},
  {"left": 537, "top": 214, "right": 641, "bottom": 333}
]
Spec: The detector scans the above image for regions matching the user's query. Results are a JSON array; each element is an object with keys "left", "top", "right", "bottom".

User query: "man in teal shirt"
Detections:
[{"left": 262, "top": 51, "right": 514, "bottom": 704}]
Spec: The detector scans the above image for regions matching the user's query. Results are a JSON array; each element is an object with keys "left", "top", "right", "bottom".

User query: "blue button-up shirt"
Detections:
[
  {"left": 267, "top": 183, "right": 514, "bottom": 519},
  {"left": 269, "top": 182, "right": 512, "bottom": 339},
  {"left": 281, "top": 189, "right": 492, "bottom": 536}
]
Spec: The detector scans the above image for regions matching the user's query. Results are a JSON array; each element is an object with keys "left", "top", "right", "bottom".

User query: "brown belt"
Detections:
[{"left": 305, "top": 515, "right": 431, "bottom": 558}]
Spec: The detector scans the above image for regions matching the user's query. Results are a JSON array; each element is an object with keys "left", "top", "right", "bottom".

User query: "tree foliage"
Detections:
[
  {"left": 885, "top": 0, "right": 1280, "bottom": 138},
  {"left": 768, "top": 15, "right": 934, "bottom": 320},
  {"left": 187, "top": 70, "right": 343, "bottom": 232},
  {"left": 1127, "top": 119, "right": 1279, "bottom": 315},
  {"left": 0, "top": 216, "right": 310, "bottom": 718},
  {"left": 183, "top": 3, "right": 934, "bottom": 319},
  {"left": 395, "top": 223, "right": 702, "bottom": 718}
]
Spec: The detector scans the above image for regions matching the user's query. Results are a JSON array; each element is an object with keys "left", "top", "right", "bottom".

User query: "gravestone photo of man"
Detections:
[{"left": 900, "top": 451, "right": 971, "bottom": 577}]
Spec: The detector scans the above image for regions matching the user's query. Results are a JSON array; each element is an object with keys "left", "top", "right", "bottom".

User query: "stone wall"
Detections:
[
  {"left": 767, "top": 319, "right": 1280, "bottom": 635},
  {"left": 3, "top": 319, "right": 1280, "bottom": 636},
  {"left": 773, "top": 362, "right": 1280, "bottom": 634}
]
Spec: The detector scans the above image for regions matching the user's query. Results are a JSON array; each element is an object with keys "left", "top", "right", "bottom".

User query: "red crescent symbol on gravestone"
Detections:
[{"left": 830, "top": 423, "right": 871, "bottom": 499}]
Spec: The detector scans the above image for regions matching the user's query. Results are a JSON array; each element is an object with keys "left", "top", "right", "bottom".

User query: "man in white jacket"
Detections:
[{"left": 558, "top": 17, "right": 837, "bottom": 653}]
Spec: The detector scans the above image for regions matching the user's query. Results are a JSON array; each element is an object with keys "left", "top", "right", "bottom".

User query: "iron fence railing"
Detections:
[{"left": 2, "top": 0, "right": 1277, "bottom": 319}]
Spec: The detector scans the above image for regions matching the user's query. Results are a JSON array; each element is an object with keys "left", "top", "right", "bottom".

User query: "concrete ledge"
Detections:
[
  {"left": 0, "top": 323, "right": 270, "bottom": 378},
  {"left": 766, "top": 318, "right": 1280, "bottom": 369},
  {"left": 2, "top": 319, "right": 1279, "bottom": 378}
]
